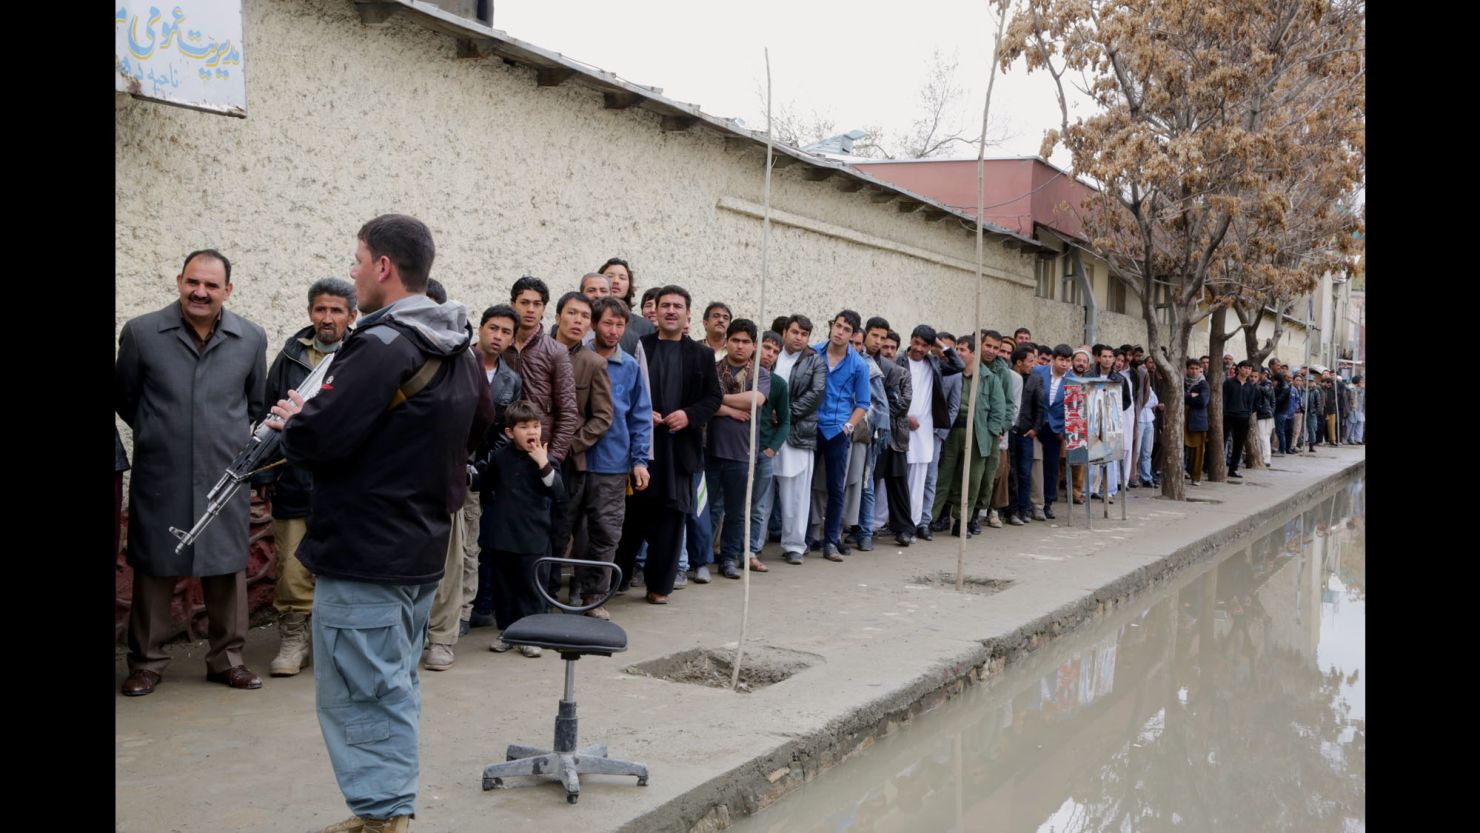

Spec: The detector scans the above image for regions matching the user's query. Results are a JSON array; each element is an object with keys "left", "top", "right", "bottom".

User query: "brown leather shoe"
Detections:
[
  {"left": 206, "top": 665, "right": 263, "bottom": 690},
  {"left": 645, "top": 592, "right": 670, "bottom": 605},
  {"left": 121, "top": 669, "right": 162, "bottom": 697}
]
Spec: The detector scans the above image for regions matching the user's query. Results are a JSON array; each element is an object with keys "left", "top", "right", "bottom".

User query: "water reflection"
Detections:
[{"left": 733, "top": 477, "right": 1365, "bottom": 833}]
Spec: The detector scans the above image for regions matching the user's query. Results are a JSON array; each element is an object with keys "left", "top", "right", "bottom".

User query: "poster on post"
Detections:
[
  {"left": 115, "top": 2, "right": 247, "bottom": 117},
  {"left": 1065, "top": 378, "right": 1126, "bottom": 467}
]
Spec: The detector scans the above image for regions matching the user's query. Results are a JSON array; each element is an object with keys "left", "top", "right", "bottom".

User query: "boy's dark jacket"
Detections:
[{"left": 473, "top": 444, "right": 566, "bottom": 555}]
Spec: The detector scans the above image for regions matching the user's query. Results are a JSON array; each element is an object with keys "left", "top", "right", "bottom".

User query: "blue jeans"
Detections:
[
  {"left": 749, "top": 451, "right": 776, "bottom": 555},
  {"left": 921, "top": 434, "right": 944, "bottom": 526},
  {"left": 313, "top": 577, "right": 438, "bottom": 820},
  {"left": 706, "top": 459, "right": 751, "bottom": 562},
  {"left": 685, "top": 469, "right": 715, "bottom": 568},
  {"left": 816, "top": 428, "right": 852, "bottom": 547},
  {"left": 1274, "top": 414, "right": 1291, "bottom": 453},
  {"left": 859, "top": 440, "right": 881, "bottom": 537},
  {"left": 1137, "top": 418, "right": 1156, "bottom": 483}
]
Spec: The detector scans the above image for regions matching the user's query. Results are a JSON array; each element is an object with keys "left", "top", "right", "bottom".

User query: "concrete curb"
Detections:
[{"left": 620, "top": 458, "right": 1365, "bottom": 833}]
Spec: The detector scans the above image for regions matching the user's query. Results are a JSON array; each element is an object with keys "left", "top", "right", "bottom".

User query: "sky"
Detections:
[{"left": 494, "top": 0, "right": 1085, "bottom": 167}]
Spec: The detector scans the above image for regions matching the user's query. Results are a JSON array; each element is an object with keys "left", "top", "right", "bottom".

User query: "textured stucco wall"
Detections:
[{"left": 116, "top": 0, "right": 1036, "bottom": 363}]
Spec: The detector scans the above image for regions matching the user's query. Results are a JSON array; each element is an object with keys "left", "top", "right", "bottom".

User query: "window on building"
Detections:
[
  {"left": 1062, "top": 255, "right": 1083, "bottom": 306},
  {"left": 1035, "top": 257, "right": 1055, "bottom": 299},
  {"left": 1152, "top": 278, "right": 1173, "bottom": 328},
  {"left": 427, "top": 1, "right": 493, "bottom": 25},
  {"left": 1108, "top": 273, "right": 1127, "bottom": 315}
]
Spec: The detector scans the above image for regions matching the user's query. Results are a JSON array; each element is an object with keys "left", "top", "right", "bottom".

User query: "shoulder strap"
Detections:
[{"left": 387, "top": 356, "right": 444, "bottom": 412}]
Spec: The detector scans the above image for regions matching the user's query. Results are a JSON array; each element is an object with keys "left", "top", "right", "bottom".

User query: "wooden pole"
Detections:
[
  {"left": 956, "top": 0, "right": 1010, "bottom": 591},
  {"left": 732, "top": 49, "right": 774, "bottom": 690}
]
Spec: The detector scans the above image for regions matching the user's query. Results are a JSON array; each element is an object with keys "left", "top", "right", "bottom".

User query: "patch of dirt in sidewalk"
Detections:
[
  {"left": 909, "top": 573, "right": 1014, "bottom": 595},
  {"left": 626, "top": 644, "right": 823, "bottom": 693}
]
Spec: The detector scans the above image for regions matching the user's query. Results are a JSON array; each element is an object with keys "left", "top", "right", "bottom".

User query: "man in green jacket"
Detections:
[
  {"left": 973, "top": 330, "right": 1017, "bottom": 528},
  {"left": 930, "top": 334, "right": 1008, "bottom": 536}
]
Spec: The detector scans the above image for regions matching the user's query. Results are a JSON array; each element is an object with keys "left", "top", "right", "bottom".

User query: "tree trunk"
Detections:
[
  {"left": 1206, "top": 305, "right": 1233, "bottom": 482},
  {"left": 1153, "top": 357, "right": 1185, "bottom": 500}
]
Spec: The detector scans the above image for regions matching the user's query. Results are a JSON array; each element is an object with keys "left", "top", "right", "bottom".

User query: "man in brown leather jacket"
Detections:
[
  {"left": 549, "top": 291, "right": 615, "bottom": 604},
  {"left": 503, "top": 276, "right": 577, "bottom": 464}
]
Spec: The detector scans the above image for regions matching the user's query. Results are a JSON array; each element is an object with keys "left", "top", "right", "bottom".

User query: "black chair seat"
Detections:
[{"left": 502, "top": 614, "right": 628, "bottom": 655}]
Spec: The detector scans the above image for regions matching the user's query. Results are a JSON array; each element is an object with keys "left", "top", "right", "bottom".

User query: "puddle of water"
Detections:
[{"left": 732, "top": 475, "right": 1366, "bottom": 833}]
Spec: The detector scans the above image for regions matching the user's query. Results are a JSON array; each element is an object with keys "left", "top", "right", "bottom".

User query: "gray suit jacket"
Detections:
[{"left": 116, "top": 303, "right": 267, "bottom": 577}]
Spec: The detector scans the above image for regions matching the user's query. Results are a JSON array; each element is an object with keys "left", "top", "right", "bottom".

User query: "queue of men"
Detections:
[{"left": 115, "top": 219, "right": 1365, "bottom": 832}]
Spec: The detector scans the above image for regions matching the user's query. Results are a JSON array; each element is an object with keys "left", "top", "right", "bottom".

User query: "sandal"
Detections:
[{"left": 748, "top": 557, "right": 769, "bottom": 573}]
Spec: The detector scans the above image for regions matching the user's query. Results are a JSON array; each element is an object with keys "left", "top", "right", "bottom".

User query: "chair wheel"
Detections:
[
  {"left": 482, "top": 776, "right": 496, "bottom": 791},
  {"left": 567, "top": 792, "right": 579, "bottom": 804},
  {"left": 637, "top": 776, "right": 648, "bottom": 787}
]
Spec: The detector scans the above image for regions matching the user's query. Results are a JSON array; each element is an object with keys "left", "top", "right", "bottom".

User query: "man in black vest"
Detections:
[{"left": 614, "top": 285, "right": 722, "bottom": 604}]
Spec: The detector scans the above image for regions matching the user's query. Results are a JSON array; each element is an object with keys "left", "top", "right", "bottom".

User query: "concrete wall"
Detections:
[{"left": 116, "top": 0, "right": 1036, "bottom": 363}]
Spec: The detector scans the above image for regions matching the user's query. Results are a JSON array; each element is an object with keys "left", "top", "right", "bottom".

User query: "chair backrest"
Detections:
[{"left": 531, "top": 557, "right": 623, "bottom": 614}]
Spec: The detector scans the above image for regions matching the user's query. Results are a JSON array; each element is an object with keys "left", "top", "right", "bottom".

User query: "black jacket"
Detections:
[
  {"left": 1013, "top": 370, "right": 1047, "bottom": 436},
  {"left": 475, "top": 445, "right": 564, "bottom": 555},
  {"left": 259, "top": 326, "right": 327, "bottom": 519},
  {"left": 897, "top": 348, "right": 966, "bottom": 430},
  {"left": 1223, "top": 377, "right": 1255, "bottom": 419},
  {"left": 283, "top": 296, "right": 493, "bottom": 586},
  {"left": 1253, "top": 379, "right": 1276, "bottom": 419},
  {"left": 639, "top": 333, "right": 722, "bottom": 477}
]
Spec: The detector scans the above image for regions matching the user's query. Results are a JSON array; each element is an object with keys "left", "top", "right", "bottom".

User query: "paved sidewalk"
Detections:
[{"left": 115, "top": 448, "right": 1364, "bottom": 833}]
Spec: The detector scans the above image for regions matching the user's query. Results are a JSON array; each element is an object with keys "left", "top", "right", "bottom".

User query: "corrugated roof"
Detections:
[{"left": 351, "top": 0, "right": 1051, "bottom": 253}]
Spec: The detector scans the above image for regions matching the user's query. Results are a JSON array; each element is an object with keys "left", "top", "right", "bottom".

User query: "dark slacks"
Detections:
[
  {"left": 1226, "top": 415, "right": 1251, "bottom": 474},
  {"left": 1038, "top": 430, "right": 1063, "bottom": 509},
  {"left": 878, "top": 446, "right": 914, "bottom": 534},
  {"left": 615, "top": 488, "right": 686, "bottom": 596},
  {"left": 128, "top": 570, "right": 247, "bottom": 675},
  {"left": 488, "top": 549, "right": 544, "bottom": 631}
]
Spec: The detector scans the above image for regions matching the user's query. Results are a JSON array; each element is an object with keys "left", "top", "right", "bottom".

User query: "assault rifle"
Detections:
[{"left": 169, "top": 353, "right": 336, "bottom": 554}]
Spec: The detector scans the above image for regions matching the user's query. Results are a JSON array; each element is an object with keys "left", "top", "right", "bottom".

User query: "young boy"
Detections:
[{"left": 473, "top": 400, "right": 565, "bottom": 658}]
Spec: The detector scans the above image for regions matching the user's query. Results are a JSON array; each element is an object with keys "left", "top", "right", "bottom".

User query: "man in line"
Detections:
[
  {"left": 1008, "top": 346, "right": 1045, "bottom": 526},
  {"left": 505, "top": 276, "right": 578, "bottom": 466},
  {"left": 467, "top": 305, "right": 523, "bottom": 631},
  {"left": 983, "top": 332, "right": 1021, "bottom": 526},
  {"left": 848, "top": 316, "right": 894, "bottom": 551},
  {"left": 262, "top": 278, "right": 358, "bottom": 677},
  {"left": 923, "top": 332, "right": 961, "bottom": 534},
  {"left": 807, "top": 310, "right": 873, "bottom": 561},
  {"left": 747, "top": 331, "right": 790, "bottom": 570},
  {"left": 873, "top": 330, "right": 916, "bottom": 546},
  {"left": 772, "top": 316, "right": 826, "bottom": 565},
  {"left": 583, "top": 297, "right": 651, "bottom": 612},
  {"left": 614, "top": 286, "right": 721, "bottom": 603},
  {"left": 116, "top": 248, "right": 268, "bottom": 697},
  {"left": 1254, "top": 366, "right": 1276, "bottom": 466},
  {"left": 548, "top": 292, "right": 615, "bottom": 606},
  {"left": 1348, "top": 376, "right": 1365, "bottom": 444},
  {"left": 1037, "top": 345, "right": 1074, "bottom": 517},
  {"left": 839, "top": 326, "right": 884, "bottom": 550},
  {"left": 706, "top": 319, "right": 769, "bottom": 578},
  {"left": 1224, "top": 360, "right": 1256, "bottom": 478},
  {"left": 1014, "top": 327, "right": 1033, "bottom": 344},
  {"left": 1183, "top": 358, "right": 1210, "bottom": 485},
  {"left": 272, "top": 214, "right": 491, "bottom": 833},
  {"left": 899, "top": 325, "right": 964, "bottom": 541},
  {"left": 701, "top": 301, "right": 732, "bottom": 360},
  {"left": 931, "top": 334, "right": 1007, "bottom": 537}
]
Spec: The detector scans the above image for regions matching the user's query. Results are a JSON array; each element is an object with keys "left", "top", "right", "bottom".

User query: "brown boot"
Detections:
[
  {"left": 271, "top": 611, "right": 312, "bottom": 677},
  {"left": 315, "top": 815, "right": 411, "bottom": 833}
]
